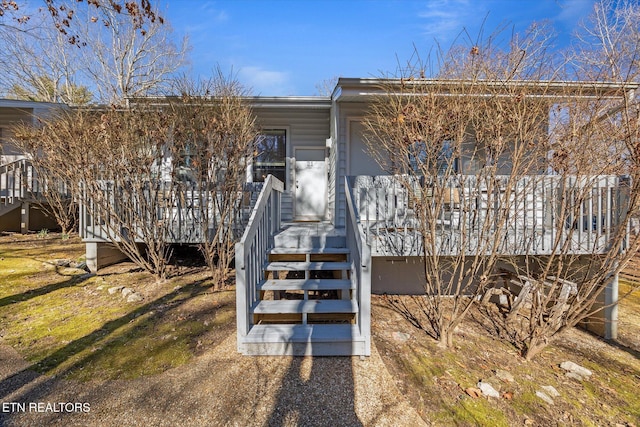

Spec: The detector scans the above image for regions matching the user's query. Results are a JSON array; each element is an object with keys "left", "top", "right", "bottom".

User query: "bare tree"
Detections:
[
  {"left": 19, "top": 72, "right": 255, "bottom": 282},
  {"left": 10, "top": 119, "right": 78, "bottom": 235},
  {"left": 493, "top": 0, "right": 640, "bottom": 360},
  {"left": 78, "top": 2, "right": 189, "bottom": 104},
  {"left": 33, "top": 106, "right": 177, "bottom": 278},
  {"left": 167, "top": 71, "right": 256, "bottom": 288},
  {"left": 0, "top": 1, "right": 186, "bottom": 105},
  {"left": 0, "top": 11, "right": 91, "bottom": 104},
  {"left": 314, "top": 76, "right": 339, "bottom": 96},
  {"left": 362, "top": 25, "right": 557, "bottom": 348},
  {"left": 1, "top": 1, "right": 162, "bottom": 45}
]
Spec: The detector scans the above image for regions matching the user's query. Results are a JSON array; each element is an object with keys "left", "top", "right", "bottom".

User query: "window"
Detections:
[
  {"left": 253, "top": 129, "right": 286, "bottom": 185},
  {"left": 408, "top": 140, "right": 458, "bottom": 174}
]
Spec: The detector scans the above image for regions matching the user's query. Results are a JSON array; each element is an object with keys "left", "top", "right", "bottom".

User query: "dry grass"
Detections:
[{"left": 1, "top": 232, "right": 639, "bottom": 426}]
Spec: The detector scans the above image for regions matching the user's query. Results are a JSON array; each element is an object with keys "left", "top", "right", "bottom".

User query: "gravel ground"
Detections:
[{"left": 0, "top": 335, "right": 426, "bottom": 427}]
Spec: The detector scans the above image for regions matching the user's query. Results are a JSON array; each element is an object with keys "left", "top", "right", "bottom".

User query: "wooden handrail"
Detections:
[
  {"left": 345, "top": 176, "right": 372, "bottom": 355},
  {"left": 236, "top": 175, "right": 284, "bottom": 343}
]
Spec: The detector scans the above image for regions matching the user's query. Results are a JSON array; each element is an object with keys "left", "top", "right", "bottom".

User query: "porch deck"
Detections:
[{"left": 350, "top": 175, "right": 629, "bottom": 257}]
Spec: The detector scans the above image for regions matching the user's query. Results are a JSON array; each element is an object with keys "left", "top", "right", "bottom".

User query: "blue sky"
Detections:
[{"left": 167, "top": 0, "right": 596, "bottom": 96}]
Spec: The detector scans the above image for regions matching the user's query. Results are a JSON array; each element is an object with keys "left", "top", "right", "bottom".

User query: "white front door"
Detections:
[{"left": 294, "top": 148, "right": 327, "bottom": 220}]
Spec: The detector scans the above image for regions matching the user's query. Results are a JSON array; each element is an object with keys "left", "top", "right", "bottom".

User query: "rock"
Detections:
[
  {"left": 121, "top": 288, "right": 134, "bottom": 297},
  {"left": 560, "top": 361, "right": 592, "bottom": 379},
  {"left": 477, "top": 381, "right": 501, "bottom": 398},
  {"left": 75, "top": 261, "right": 89, "bottom": 272},
  {"left": 566, "top": 372, "right": 585, "bottom": 381},
  {"left": 127, "top": 293, "right": 143, "bottom": 303},
  {"left": 96, "top": 285, "right": 104, "bottom": 291},
  {"left": 54, "top": 259, "right": 72, "bottom": 267},
  {"left": 392, "top": 331, "right": 410, "bottom": 342},
  {"left": 541, "top": 385, "right": 560, "bottom": 397},
  {"left": 495, "top": 369, "right": 515, "bottom": 383},
  {"left": 536, "top": 391, "right": 554, "bottom": 405},
  {"left": 108, "top": 286, "right": 124, "bottom": 295}
]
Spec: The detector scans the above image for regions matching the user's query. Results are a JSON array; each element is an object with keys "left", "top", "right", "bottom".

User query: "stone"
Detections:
[
  {"left": 495, "top": 369, "right": 515, "bottom": 382},
  {"left": 75, "top": 261, "right": 89, "bottom": 272},
  {"left": 54, "top": 259, "right": 72, "bottom": 267},
  {"left": 560, "top": 361, "right": 592, "bottom": 379},
  {"left": 121, "top": 288, "right": 134, "bottom": 297},
  {"left": 108, "top": 286, "right": 124, "bottom": 295},
  {"left": 566, "top": 372, "right": 585, "bottom": 381},
  {"left": 477, "top": 381, "right": 501, "bottom": 398},
  {"left": 541, "top": 385, "right": 560, "bottom": 397},
  {"left": 127, "top": 293, "right": 143, "bottom": 303},
  {"left": 536, "top": 391, "right": 554, "bottom": 405}
]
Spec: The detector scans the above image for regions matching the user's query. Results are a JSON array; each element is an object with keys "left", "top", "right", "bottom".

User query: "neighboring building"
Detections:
[{"left": 0, "top": 99, "right": 66, "bottom": 232}]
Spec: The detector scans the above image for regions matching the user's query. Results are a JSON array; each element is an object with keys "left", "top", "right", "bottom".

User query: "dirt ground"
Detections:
[{"left": 0, "top": 233, "right": 639, "bottom": 426}]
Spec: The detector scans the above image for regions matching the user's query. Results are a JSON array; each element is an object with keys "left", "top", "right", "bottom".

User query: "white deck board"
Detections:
[
  {"left": 258, "top": 279, "right": 353, "bottom": 291},
  {"left": 265, "top": 261, "right": 352, "bottom": 271},
  {"left": 253, "top": 299, "right": 358, "bottom": 314}
]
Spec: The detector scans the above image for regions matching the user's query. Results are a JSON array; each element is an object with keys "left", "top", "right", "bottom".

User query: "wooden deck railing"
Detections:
[
  {"left": 235, "top": 175, "right": 284, "bottom": 342},
  {"left": 345, "top": 176, "right": 372, "bottom": 355},
  {"left": 0, "top": 158, "right": 70, "bottom": 216},
  {"left": 79, "top": 181, "right": 263, "bottom": 243},
  {"left": 350, "top": 174, "right": 629, "bottom": 256},
  {"left": 0, "top": 159, "right": 36, "bottom": 211}
]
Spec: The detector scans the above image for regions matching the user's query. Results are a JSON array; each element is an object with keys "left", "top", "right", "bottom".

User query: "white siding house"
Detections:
[{"left": 1, "top": 79, "right": 636, "bottom": 357}]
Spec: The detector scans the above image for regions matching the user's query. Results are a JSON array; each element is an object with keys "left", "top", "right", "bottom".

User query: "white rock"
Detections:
[
  {"left": 108, "top": 286, "right": 124, "bottom": 295},
  {"left": 121, "top": 288, "right": 134, "bottom": 297},
  {"left": 566, "top": 372, "right": 586, "bottom": 381},
  {"left": 541, "top": 385, "right": 560, "bottom": 397},
  {"left": 560, "top": 361, "right": 592, "bottom": 378},
  {"left": 127, "top": 293, "right": 143, "bottom": 303},
  {"left": 536, "top": 391, "right": 554, "bottom": 405},
  {"left": 477, "top": 381, "right": 501, "bottom": 398}
]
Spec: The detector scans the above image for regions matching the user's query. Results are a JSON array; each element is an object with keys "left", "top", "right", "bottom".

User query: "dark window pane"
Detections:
[{"left": 254, "top": 130, "right": 286, "bottom": 186}]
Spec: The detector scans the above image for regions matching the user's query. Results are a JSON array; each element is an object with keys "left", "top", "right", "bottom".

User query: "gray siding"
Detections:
[
  {"left": 253, "top": 106, "right": 330, "bottom": 222},
  {"left": 0, "top": 108, "right": 34, "bottom": 159},
  {"left": 334, "top": 102, "right": 369, "bottom": 228}
]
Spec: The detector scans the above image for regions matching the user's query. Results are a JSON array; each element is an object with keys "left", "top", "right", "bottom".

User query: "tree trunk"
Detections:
[{"left": 523, "top": 337, "right": 547, "bottom": 361}]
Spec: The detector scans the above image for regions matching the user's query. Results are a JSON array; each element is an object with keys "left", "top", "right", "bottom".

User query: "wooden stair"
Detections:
[{"left": 240, "top": 242, "right": 368, "bottom": 356}]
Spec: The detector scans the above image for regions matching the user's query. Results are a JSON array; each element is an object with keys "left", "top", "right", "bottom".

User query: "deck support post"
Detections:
[
  {"left": 582, "top": 271, "right": 618, "bottom": 340},
  {"left": 603, "top": 272, "right": 619, "bottom": 340},
  {"left": 85, "top": 242, "right": 129, "bottom": 273},
  {"left": 20, "top": 202, "right": 29, "bottom": 234}
]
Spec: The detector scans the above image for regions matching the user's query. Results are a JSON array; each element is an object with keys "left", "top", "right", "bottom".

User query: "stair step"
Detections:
[
  {"left": 265, "top": 261, "right": 351, "bottom": 271},
  {"left": 252, "top": 299, "right": 358, "bottom": 314},
  {"left": 244, "top": 324, "right": 361, "bottom": 343},
  {"left": 239, "top": 324, "right": 368, "bottom": 356},
  {"left": 258, "top": 279, "right": 353, "bottom": 291},
  {"left": 269, "top": 247, "right": 350, "bottom": 255}
]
